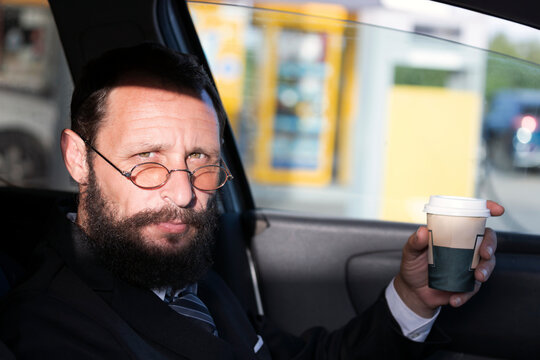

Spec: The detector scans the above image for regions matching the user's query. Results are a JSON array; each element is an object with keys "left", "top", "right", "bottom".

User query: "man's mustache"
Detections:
[{"left": 120, "top": 201, "right": 215, "bottom": 229}]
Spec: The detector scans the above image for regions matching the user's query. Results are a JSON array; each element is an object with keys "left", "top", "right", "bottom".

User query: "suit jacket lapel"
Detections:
[
  {"left": 199, "top": 272, "right": 273, "bottom": 360},
  {"left": 108, "top": 280, "right": 236, "bottom": 360}
]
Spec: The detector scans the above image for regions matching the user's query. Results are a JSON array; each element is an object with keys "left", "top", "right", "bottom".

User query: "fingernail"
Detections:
[
  {"left": 481, "top": 268, "right": 488, "bottom": 280},
  {"left": 487, "top": 247, "right": 494, "bottom": 257},
  {"left": 453, "top": 297, "right": 461, "bottom": 306}
]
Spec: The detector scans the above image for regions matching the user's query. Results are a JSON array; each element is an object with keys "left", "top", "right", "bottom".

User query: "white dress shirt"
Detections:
[{"left": 385, "top": 277, "right": 440, "bottom": 342}]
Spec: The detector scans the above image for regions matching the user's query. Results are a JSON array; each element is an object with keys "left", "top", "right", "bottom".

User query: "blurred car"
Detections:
[
  {"left": 484, "top": 89, "right": 540, "bottom": 169},
  {"left": 0, "top": 2, "right": 64, "bottom": 187},
  {"left": 0, "top": 89, "right": 57, "bottom": 186}
]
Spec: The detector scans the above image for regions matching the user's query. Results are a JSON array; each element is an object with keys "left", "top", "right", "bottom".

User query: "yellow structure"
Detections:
[
  {"left": 188, "top": 2, "right": 249, "bottom": 130},
  {"left": 381, "top": 86, "right": 482, "bottom": 223},
  {"left": 252, "top": 3, "right": 348, "bottom": 186}
]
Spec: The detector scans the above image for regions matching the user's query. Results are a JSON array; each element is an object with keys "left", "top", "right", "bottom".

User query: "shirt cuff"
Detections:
[{"left": 385, "top": 278, "right": 440, "bottom": 342}]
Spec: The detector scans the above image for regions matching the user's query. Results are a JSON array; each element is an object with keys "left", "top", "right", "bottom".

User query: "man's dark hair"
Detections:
[{"left": 70, "top": 42, "right": 226, "bottom": 145}]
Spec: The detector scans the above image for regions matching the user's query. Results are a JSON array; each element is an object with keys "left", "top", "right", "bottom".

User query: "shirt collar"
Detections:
[
  {"left": 153, "top": 283, "right": 198, "bottom": 301},
  {"left": 67, "top": 212, "right": 77, "bottom": 223},
  {"left": 152, "top": 288, "right": 169, "bottom": 301}
]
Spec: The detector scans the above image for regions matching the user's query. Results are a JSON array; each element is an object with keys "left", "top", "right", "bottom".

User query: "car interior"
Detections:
[{"left": 1, "top": 0, "right": 539, "bottom": 359}]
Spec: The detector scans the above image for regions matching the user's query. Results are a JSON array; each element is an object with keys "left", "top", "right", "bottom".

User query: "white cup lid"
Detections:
[{"left": 423, "top": 195, "right": 490, "bottom": 217}]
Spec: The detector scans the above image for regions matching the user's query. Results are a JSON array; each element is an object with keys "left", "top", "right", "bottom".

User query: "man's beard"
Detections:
[{"left": 80, "top": 165, "right": 219, "bottom": 290}]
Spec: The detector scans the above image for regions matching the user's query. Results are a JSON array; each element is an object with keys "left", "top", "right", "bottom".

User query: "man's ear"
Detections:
[{"left": 61, "top": 129, "right": 89, "bottom": 184}]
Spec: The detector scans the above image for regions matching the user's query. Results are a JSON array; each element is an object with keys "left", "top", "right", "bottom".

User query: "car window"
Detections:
[
  {"left": 0, "top": 0, "right": 73, "bottom": 190},
  {"left": 188, "top": 0, "right": 540, "bottom": 235}
]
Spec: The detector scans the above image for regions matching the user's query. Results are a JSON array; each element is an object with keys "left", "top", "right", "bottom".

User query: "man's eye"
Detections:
[
  {"left": 188, "top": 153, "right": 206, "bottom": 159},
  {"left": 137, "top": 152, "right": 154, "bottom": 158}
]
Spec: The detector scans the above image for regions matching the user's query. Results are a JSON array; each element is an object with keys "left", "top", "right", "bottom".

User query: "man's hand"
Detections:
[{"left": 393, "top": 201, "right": 505, "bottom": 318}]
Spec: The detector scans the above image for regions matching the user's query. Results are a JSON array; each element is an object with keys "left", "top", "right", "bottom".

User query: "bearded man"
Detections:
[{"left": 0, "top": 43, "right": 502, "bottom": 359}]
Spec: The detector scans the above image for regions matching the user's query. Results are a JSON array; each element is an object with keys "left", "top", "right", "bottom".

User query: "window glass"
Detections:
[
  {"left": 0, "top": 0, "right": 73, "bottom": 190},
  {"left": 190, "top": 0, "right": 540, "bottom": 235}
]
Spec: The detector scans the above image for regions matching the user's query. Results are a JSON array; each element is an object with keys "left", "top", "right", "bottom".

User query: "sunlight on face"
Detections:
[{"left": 81, "top": 76, "right": 220, "bottom": 247}]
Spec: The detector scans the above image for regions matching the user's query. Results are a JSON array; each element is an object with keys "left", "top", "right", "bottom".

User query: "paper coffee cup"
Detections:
[{"left": 424, "top": 196, "right": 490, "bottom": 292}]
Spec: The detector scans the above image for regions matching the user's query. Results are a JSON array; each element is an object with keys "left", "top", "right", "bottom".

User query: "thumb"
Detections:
[{"left": 405, "top": 226, "right": 429, "bottom": 256}]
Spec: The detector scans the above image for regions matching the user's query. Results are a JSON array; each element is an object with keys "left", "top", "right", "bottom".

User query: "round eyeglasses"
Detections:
[
  {"left": 83, "top": 139, "right": 233, "bottom": 191},
  {"left": 124, "top": 162, "right": 232, "bottom": 190}
]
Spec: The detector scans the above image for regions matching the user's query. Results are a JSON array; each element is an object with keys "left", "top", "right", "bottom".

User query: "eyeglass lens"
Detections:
[{"left": 130, "top": 163, "right": 227, "bottom": 190}]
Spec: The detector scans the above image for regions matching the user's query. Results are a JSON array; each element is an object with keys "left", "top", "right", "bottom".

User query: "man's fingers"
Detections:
[
  {"left": 449, "top": 281, "right": 482, "bottom": 307},
  {"left": 487, "top": 200, "right": 505, "bottom": 217},
  {"left": 475, "top": 256, "right": 496, "bottom": 282},
  {"left": 405, "top": 226, "right": 429, "bottom": 254},
  {"left": 480, "top": 228, "right": 497, "bottom": 259}
]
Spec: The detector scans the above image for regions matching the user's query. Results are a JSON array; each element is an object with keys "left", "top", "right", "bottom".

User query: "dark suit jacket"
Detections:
[{"left": 0, "top": 217, "right": 445, "bottom": 359}]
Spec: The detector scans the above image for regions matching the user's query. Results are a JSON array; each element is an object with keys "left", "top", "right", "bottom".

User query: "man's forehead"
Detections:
[{"left": 95, "top": 80, "right": 219, "bottom": 145}]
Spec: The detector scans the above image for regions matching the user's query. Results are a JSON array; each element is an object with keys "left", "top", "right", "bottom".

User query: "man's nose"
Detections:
[{"left": 159, "top": 169, "right": 194, "bottom": 208}]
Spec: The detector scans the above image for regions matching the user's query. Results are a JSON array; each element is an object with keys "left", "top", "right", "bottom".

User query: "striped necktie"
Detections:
[{"left": 165, "top": 284, "right": 218, "bottom": 337}]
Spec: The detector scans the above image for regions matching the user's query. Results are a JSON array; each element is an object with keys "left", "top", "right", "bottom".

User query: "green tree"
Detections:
[{"left": 485, "top": 33, "right": 540, "bottom": 102}]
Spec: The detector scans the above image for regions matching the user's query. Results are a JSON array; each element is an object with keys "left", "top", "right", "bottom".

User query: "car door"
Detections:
[{"left": 4, "top": 0, "right": 540, "bottom": 359}]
